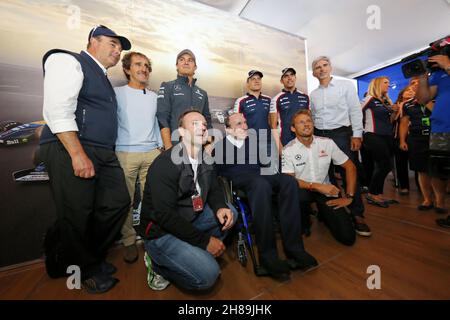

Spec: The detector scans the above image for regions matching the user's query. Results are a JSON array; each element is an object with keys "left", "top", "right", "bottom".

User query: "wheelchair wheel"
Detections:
[{"left": 237, "top": 232, "right": 247, "bottom": 267}]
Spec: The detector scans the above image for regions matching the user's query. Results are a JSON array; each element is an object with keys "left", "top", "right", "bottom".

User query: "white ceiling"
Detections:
[{"left": 194, "top": 0, "right": 450, "bottom": 77}]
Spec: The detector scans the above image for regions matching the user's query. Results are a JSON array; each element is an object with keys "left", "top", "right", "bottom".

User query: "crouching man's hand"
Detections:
[
  {"left": 206, "top": 236, "right": 225, "bottom": 257},
  {"left": 326, "top": 197, "right": 353, "bottom": 210}
]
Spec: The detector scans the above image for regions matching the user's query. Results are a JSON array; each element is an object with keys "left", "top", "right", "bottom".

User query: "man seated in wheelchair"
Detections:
[
  {"left": 214, "top": 112, "right": 317, "bottom": 281},
  {"left": 138, "top": 110, "right": 238, "bottom": 292},
  {"left": 282, "top": 110, "right": 359, "bottom": 246}
]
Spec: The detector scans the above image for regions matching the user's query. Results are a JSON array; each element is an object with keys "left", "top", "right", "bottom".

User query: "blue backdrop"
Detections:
[{"left": 355, "top": 55, "right": 427, "bottom": 102}]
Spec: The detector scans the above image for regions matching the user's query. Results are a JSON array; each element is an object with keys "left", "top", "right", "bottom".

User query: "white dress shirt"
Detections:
[
  {"left": 188, "top": 155, "right": 202, "bottom": 195},
  {"left": 309, "top": 77, "right": 363, "bottom": 138},
  {"left": 226, "top": 135, "right": 245, "bottom": 149},
  {"left": 282, "top": 136, "right": 348, "bottom": 184},
  {"left": 42, "top": 50, "right": 107, "bottom": 134}
]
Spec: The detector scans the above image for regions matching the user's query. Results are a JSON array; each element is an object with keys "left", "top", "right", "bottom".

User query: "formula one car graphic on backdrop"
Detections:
[
  {"left": 0, "top": 120, "right": 45, "bottom": 146},
  {"left": 12, "top": 144, "right": 49, "bottom": 183},
  {"left": 1, "top": 119, "right": 50, "bottom": 182},
  {"left": 13, "top": 162, "right": 49, "bottom": 182},
  {"left": 210, "top": 109, "right": 226, "bottom": 124}
]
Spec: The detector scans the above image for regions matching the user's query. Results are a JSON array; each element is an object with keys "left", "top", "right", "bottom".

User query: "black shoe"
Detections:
[
  {"left": 435, "top": 207, "right": 449, "bottom": 214},
  {"left": 286, "top": 251, "right": 318, "bottom": 271},
  {"left": 366, "top": 196, "right": 389, "bottom": 208},
  {"left": 417, "top": 204, "right": 434, "bottom": 211},
  {"left": 260, "top": 257, "right": 290, "bottom": 281},
  {"left": 355, "top": 222, "right": 372, "bottom": 237},
  {"left": 82, "top": 273, "right": 119, "bottom": 294},
  {"left": 100, "top": 261, "right": 117, "bottom": 275},
  {"left": 384, "top": 199, "right": 399, "bottom": 205},
  {"left": 436, "top": 215, "right": 450, "bottom": 228}
]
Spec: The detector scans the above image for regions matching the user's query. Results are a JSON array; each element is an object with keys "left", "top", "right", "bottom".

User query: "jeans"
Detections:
[{"left": 144, "top": 203, "right": 238, "bottom": 291}]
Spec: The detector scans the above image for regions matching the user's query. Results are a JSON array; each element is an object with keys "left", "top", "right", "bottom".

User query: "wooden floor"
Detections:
[{"left": 1, "top": 177, "right": 449, "bottom": 300}]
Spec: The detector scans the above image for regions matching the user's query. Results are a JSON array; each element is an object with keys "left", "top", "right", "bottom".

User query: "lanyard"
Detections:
[
  {"left": 420, "top": 104, "right": 427, "bottom": 116},
  {"left": 192, "top": 163, "right": 200, "bottom": 196}
]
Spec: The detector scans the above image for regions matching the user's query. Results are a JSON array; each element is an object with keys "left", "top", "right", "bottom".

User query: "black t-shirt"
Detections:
[{"left": 403, "top": 101, "right": 432, "bottom": 133}]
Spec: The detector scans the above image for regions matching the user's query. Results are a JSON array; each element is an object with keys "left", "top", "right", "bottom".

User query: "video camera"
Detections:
[{"left": 401, "top": 35, "right": 450, "bottom": 78}]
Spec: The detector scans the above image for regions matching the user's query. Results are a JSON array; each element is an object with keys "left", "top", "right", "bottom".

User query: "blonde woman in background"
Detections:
[{"left": 361, "top": 76, "right": 400, "bottom": 207}]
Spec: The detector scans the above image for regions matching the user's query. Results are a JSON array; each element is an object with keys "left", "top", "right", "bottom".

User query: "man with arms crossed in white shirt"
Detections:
[
  {"left": 39, "top": 25, "right": 131, "bottom": 293},
  {"left": 282, "top": 110, "right": 357, "bottom": 245},
  {"left": 310, "top": 56, "right": 371, "bottom": 237},
  {"left": 115, "top": 52, "right": 163, "bottom": 264}
]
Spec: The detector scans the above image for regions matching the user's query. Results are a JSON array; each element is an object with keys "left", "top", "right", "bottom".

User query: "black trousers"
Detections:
[
  {"left": 41, "top": 141, "right": 130, "bottom": 279},
  {"left": 298, "top": 188, "right": 356, "bottom": 246},
  {"left": 231, "top": 173, "right": 305, "bottom": 262},
  {"left": 314, "top": 127, "right": 365, "bottom": 217},
  {"left": 394, "top": 140, "right": 410, "bottom": 190},
  {"left": 360, "top": 144, "right": 374, "bottom": 187},
  {"left": 363, "top": 133, "right": 394, "bottom": 195}
]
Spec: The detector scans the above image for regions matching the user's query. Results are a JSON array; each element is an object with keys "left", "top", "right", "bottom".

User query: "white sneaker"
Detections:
[{"left": 144, "top": 252, "right": 170, "bottom": 291}]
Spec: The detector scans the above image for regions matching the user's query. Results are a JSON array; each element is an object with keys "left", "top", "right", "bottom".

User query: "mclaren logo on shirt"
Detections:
[{"left": 319, "top": 150, "right": 328, "bottom": 157}]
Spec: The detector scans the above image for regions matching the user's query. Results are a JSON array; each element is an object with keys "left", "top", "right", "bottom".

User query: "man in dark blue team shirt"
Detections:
[
  {"left": 272, "top": 68, "right": 310, "bottom": 147},
  {"left": 234, "top": 70, "right": 277, "bottom": 140}
]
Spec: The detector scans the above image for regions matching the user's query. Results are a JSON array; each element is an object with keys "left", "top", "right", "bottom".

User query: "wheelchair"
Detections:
[{"left": 218, "top": 176, "right": 270, "bottom": 277}]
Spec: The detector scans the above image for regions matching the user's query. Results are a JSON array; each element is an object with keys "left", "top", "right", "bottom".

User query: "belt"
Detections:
[{"left": 314, "top": 126, "right": 351, "bottom": 134}]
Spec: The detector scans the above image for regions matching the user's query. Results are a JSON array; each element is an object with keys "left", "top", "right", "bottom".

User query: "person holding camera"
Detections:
[{"left": 416, "top": 53, "right": 450, "bottom": 226}]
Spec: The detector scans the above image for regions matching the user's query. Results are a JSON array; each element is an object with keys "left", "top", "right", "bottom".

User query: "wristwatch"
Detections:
[{"left": 345, "top": 194, "right": 354, "bottom": 200}]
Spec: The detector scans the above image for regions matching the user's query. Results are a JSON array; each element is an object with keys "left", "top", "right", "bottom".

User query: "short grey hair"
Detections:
[
  {"left": 311, "top": 56, "right": 331, "bottom": 70},
  {"left": 224, "top": 108, "right": 235, "bottom": 128}
]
